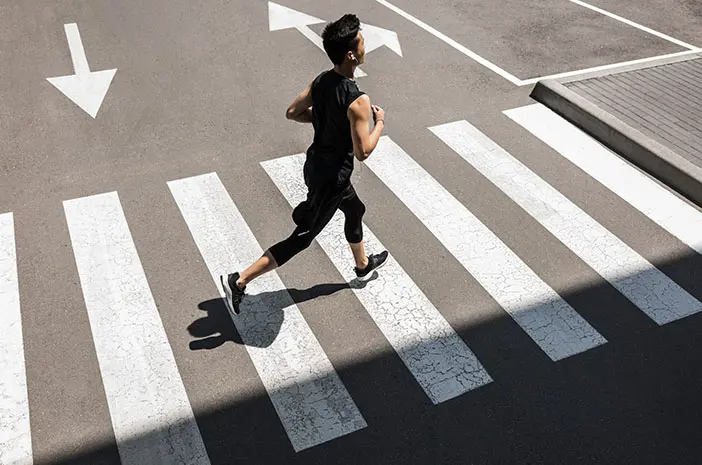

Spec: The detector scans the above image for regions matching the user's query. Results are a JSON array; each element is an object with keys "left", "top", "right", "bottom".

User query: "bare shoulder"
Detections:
[{"left": 347, "top": 94, "right": 371, "bottom": 120}]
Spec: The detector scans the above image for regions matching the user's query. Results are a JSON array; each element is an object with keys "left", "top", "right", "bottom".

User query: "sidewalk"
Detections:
[{"left": 530, "top": 53, "right": 702, "bottom": 208}]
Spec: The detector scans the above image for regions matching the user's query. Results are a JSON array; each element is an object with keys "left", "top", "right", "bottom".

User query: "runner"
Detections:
[{"left": 221, "top": 13, "right": 389, "bottom": 315}]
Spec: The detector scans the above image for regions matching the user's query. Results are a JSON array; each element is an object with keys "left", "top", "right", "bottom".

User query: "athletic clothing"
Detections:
[
  {"left": 267, "top": 69, "right": 367, "bottom": 266},
  {"left": 305, "top": 70, "right": 365, "bottom": 187},
  {"left": 268, "top": 178, "right": 365, "bottom": 266}
]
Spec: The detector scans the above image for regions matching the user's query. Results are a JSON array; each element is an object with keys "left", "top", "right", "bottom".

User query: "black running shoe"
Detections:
[
  {"left": 354, "top": 251, "right": 389, "bottom": 281},
  {"left": 221, "top": 272, "right": 246, "bottom": 316}
]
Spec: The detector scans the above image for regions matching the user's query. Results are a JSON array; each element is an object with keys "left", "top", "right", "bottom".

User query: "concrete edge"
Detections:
[
  {"left": 530, "top": 79, "right": 702, "bottom": 209},
  {"left": 556, "top": 52, "right": 702, "bottom": 84}
]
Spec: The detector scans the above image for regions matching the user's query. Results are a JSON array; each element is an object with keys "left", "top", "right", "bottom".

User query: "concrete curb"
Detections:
[{"left": 530, "top": 79, "right": 702, "bottom": 209}]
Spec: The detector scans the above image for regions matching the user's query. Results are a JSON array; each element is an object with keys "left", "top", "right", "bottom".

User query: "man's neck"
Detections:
[{"left": 333, "top": 63, "right": 356, "bottom": 80}]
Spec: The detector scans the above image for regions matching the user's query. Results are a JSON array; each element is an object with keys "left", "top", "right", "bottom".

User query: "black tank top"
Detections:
[{"left": 305, "top": 70, "right": 365, "bottom": 187}]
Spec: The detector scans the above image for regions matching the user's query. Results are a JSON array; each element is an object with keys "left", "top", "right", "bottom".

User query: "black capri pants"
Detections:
[{"left": 268, "top": 179, "right": 366, "bottom": 267}]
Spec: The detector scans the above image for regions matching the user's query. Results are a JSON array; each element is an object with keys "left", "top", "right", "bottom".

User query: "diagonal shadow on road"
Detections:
[{"left": 38, "top": 250, "right": 702, "bottom": 465}]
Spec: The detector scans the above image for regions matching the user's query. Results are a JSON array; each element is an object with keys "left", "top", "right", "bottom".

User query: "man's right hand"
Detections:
[{"left": 372, "top": 104, "right": 385, "bottom": 123}]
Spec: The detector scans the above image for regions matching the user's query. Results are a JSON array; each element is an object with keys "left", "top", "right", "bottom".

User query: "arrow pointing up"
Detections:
[{"left": 47, "top": 23, "right": 116, "bottom": 118}]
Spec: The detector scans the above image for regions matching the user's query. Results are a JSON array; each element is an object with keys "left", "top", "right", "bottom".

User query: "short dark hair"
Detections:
[{"left": 321, "top": 14, "right": 361, "bottom": 65}]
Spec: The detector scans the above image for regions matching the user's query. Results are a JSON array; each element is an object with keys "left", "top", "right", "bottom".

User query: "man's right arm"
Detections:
[{"left": 348, "top": 94, "right": 385, "bottom": 162}]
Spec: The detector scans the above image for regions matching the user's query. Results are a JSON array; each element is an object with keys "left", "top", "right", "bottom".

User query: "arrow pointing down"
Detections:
[
  {"left": 47, "top": 23, "right": 116, "bottom": 118},
  {"left": 268, "top": 2, "right": 402, "bottom": 78}
]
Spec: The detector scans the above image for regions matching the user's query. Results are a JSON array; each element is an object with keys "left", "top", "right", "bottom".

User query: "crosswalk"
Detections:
[{"left": 2, "top": 103, "right": 702, "bottom": 464}]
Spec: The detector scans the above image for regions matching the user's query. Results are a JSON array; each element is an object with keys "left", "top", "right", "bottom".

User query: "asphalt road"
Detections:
[{"left": 2, "top": 0, "right": 702, "bottom": 464}]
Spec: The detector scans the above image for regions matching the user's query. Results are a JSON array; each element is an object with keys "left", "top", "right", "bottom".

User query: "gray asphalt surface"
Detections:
[{"left": 2, "top": 0, "right": 702, "bottom": 463}]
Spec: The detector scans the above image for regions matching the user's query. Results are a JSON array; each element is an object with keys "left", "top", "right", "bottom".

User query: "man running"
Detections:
[{"left": 221, "top": 13, "right": 388, "bottom": 316}]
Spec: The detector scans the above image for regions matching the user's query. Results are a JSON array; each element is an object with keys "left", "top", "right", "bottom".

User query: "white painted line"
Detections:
[
  {"left": 377, "top": 0, "right": 700, "bottom": 86},
  {"left": 167, "top": 173, "right": 366, "bottom": 452},
  {"left": 0, "top": 213, "right": 33, "bottom": 465},
  {"left": 46, "top": 23, "right": 116, "bottom": 118},
  {"left": 296, "top": 24, "right": 324, "bottom": 50},
  {"left": 261, "top": 155, "right": 492, "bottom": 403},
  {"left": 568, "top": 0, "right": 699, "bottom": 50},
  {"left": 505, "top": 103, "right": 702, "bottom": 257},
  {"left": 519, "top": 49, "right": 702, "bottom": 85},
  {"left": 64, "top": 23, "right": 90, "bottom": 74},
  {"left": 431, "top": 120, "right": 702, "bottom": 325},
  {"left": 63, "top": 192, "right": 210, "bottom": 465},
  {"left": 365, "top": 137, "right": 607, "bottom": 361},
  {"left": 375, "top": 0, "right": 523, "bottom": 85}
]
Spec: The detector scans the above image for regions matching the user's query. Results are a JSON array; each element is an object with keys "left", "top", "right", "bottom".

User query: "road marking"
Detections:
[
  {"left": 65, "top": 22, "right": 90, "bottom": 75},
  {"left": 261, "top": 155, "right": 492, "bottom": 403},
  {"left": 568, "top": 0, "right": 699, "bottom": 50},
  {"left": 364, "top": 137, "right": 607, "bottom": 361},
  {"left": 46, "top": 23, "right": 116, "bottom": 118},
  {"left": 0, "top": 213, "right": 33, "bottom": 465},
  {"left": 267, "top": 1, "right": 366, "bottom": 76},
  {"left": 505, "top": 103, "right": 702, "bottom": 257},
  {"left": 518, "top": 49, "right": 701, "bottom": 85},
  {"left": 375, "top": 0, "right": 522, "bottom": 85},
  {"left": 431, "top": 120, "right": 702, "bottom": 325},
  {"left": 376, "top": 0, "right": 700, "bottom": 86},
  {"left": 63, "top": 192, "right": 210, "bottom": 465},
  {"left": 168, "top": 172, "right": 366, "bottom": 452}
]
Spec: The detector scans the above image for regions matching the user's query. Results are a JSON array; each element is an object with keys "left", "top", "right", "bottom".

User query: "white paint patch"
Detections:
[
  {"left": 65, "top": 22, "right": 90, "bottom": 75},
  {"left": 267, "top": 1, "right": 324, "bottom": 31},
  {"left": 518, "top": 49, "right": 702, "bottom": 85},
  {"left": 63, "top": 192, "right": 210, "bottom": 465},
  {"left": 167, "top": 173, "right": 366, "bottom": 452},
  {"left": 0, "top": 213, "right": 33, "bottom": 465},
  {"left": 365, "top": 137, "right": 607, "bottom": 361},
  {"left": 261, "top": 155, "right": 492, "bottom": 403},
  {"left": 360, "top": 23, "right": 403, "bottom": 56},
  {"left": 431, "top": 120, "right": 702, "bottom": 325},
  {"left": 505, "top": 104, "right": 702, "bottom": 257},
  {"left": 568, "top": 0, "right": 699, "bottom": 50},
  {"left": 46, "top": 23, "right": 116, "bottom": 118},
  {"left": 267, "top": 2, "right": 368, "bottom": 77}
]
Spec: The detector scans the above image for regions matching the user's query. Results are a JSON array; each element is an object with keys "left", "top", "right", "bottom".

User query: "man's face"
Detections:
[{"left": 353, "top": 31, "right": 366, "bottom": 65}]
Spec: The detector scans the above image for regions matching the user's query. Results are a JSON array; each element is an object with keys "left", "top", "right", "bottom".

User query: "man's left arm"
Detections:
[{"left": 286, "top": 82, "right": 314, "bottom": 123}]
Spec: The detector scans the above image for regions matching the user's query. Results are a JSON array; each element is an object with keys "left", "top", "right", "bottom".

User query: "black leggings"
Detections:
[{"left": 268, "top": 181, "right": 366, "bottom": 267}]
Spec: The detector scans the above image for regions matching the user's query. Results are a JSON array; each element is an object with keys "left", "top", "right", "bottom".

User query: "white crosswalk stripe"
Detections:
[
  {"left": 167, "top": 172, "right": 367, "bottom": 453},
  {"left": 0, "top": 213, "right": 32, "bottom": 465},
  {"left": 5, "top": 109, "right": 702, "bottom": 461},
  {"left": 364, "top": 136, "right": 607, "bottom": 361},
  {"left": 430, "top": 119, "right": 702, "bottom": 325},
  {"left": 504, "top": 103, "right": 702, "bottom": 256},
  {"left": 63, "top": 192, "right": 211, "bottom": 465},
  {"left": 261, "top": 154, "right": 493, "bottom": 404}
]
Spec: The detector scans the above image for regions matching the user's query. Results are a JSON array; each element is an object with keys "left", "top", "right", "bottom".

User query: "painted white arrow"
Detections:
[
  {"left": 268, "top": 2, "right": 402, "bottom": 78},
  {"left": 47, "top": 23, "right": 116, "bottom": 118},
  {"left": 359, "top": 23, "right": 402, "bottom": 57}
]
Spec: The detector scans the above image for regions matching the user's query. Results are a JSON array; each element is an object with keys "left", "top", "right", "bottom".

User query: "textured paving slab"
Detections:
[
  {"left": 530, "top": 54, "right": 702, "bottom": 208},
  {"left": 565, "top": 57, "right": 702, "bottom": 167}
]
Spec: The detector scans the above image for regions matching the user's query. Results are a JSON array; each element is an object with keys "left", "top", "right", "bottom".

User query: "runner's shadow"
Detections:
[{"left": 189, "top": 275, "right": 378, "bottom": 350}]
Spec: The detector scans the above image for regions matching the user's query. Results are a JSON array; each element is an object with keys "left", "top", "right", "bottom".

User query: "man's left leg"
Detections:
[
  {"left": 338, "top": 184, "right": 388, "bottom": 280},
  {"left": 220, "top": 181, "right": 343, "bottom": 315}
]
